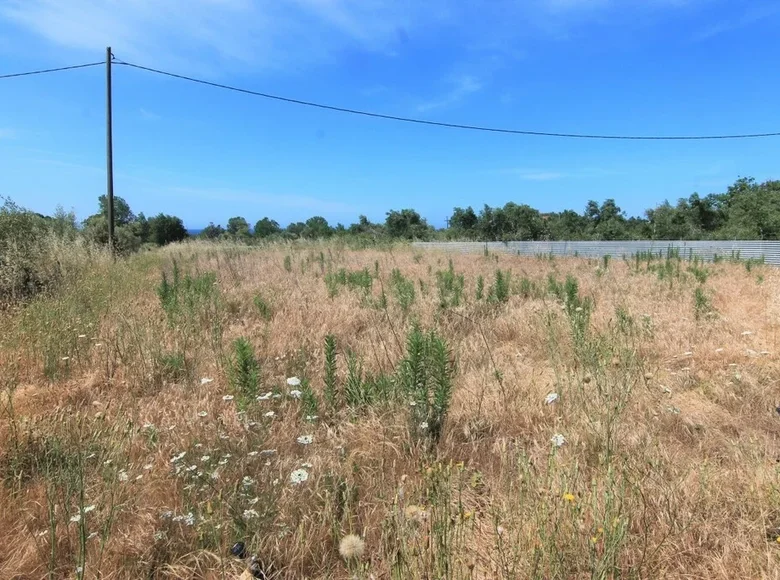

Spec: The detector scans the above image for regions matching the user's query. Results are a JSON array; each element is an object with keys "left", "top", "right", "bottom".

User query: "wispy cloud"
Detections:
[
  {"left": 139, "top": 108, "right": 160, "bottom": 121},
  {"left": 692, "top": 3, "right": 780, "bottom": 41},
  {"left": 0, "top": 0, "right": 706, "bottom": 75},
  {"left": 416, "top": 75, "right": 483, "bottom": 113}
]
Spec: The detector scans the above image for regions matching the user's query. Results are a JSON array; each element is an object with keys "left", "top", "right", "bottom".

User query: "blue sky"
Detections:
[{"left": 1, "top": 0, "right": 779, "bottom": 229}]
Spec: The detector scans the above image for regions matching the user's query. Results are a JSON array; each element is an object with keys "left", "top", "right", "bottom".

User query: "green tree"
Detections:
[
  {"left": 200, "top": 222, "right": 225, "bottom": 240},
  {"left": 227, "top": 216, "right": 251, "bottom": 238},
  {"left": 149, "top": 214, "right": 188, "bottom": 245},
  {"left": 97, "top": 194, "right": 134, "bottom": 226},
  {"left": 386, "top": 209, "right": 430, "bottom": 240},
  {"left": 449, "top": 206, "right": 478, "bottom": 233},
  {"left": 286, "top": 222, "right": 306, "bottom": 237},
  {"left": 254, "top": 217, "right": 281, "bottom": 238},
  {"left": 303, "top": 216, "right": 332, "bottom": 238}
]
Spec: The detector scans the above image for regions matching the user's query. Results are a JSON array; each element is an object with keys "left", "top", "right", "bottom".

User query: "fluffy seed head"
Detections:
[{"left": 339, "top": 534, "right": 365, "bottom": 560}]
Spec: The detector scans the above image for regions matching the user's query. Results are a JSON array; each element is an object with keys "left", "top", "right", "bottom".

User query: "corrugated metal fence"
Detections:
[{"left": 412, "top": 240, "right": 780, "bottom": 265}]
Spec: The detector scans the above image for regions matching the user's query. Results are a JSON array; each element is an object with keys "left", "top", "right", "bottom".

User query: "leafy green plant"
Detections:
[
  {"left": 228, "top": 338, "right": 260, "bottom": 410},
  {"left": 487, "top": 269, "right": 510, "bottom": 303},
  {"left": 283, "top": 255, "right": 292, "bottom": 272},
  {"left": 475, "top": 275, "right": 484, "bottom": 301},
  {"left": 694, "top": 286, "right": 715, "bottom": 320},
  {"left": 397, "top": 326, "right": 455, "bottom": 445},
  {"left": 253, "top": 294, "right": 273, "bottom": 321},
  {"left": 436, "top": 259, "right": 464, "bottom": 309},
  {"left": 390, "top": 268, "right": 416, "bottom": 314}
]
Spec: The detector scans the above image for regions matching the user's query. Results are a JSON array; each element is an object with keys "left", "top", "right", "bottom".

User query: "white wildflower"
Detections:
[
  {"left": 263, "top": 411, "right": 275, "bottom": 418},
  {"left": 290, "top": 468, "right": 309, "bottom": 484},
  {"left": 200, "top": 455, "right": 210, "bottom": 463},
  {"left": 289, "top": 389, "right": 302, "bottom": 399},
  {"left": 118, "top": 470, "right": 129, "bottom": 482},
  {"left": 171, "top": 452, "right": 186, "bottom": 463},
  {"left": 70, "top": 514, "right": 81, "bottom": 523},
  {"left": 287, "top": 377, "right": 301, "bottom": 387},
  {"left": 301, "top": 462, "right": 313, "bottom": 468},
  {"left": 248, "top": 496, "right": 259, "bottom": 505},
  {"left": 200, "top": 377, "right": 214, "bottom": 385},
  {"left": 305, "top": 415, "right": 318, "bottom": 421},
  {"left": 84, "top": 505, "right": 96, "bottom": 513},
  {"left": 272, "top": 393, "right": 282, "bottom": 399},
  {"left": 551, "top": 433, "right": 566, "bottom": 447},
  {"left": 186, "top": 464, "right": 197, "bottom": 472},
  {"left": 545, "top": 392, "right": 559, "bottom": 405},
  {"left": 183, "top": 512, "right": 195, "bottom": 526},
  {"left": 135, "top": 474, "right": 143, "bottom": 481},
  {"left": 242, "top": 476, "right": 255, "bottom": 487},
  {"left": 222, "top": 395, "right": 234, "bottom": 401},
  {"left": 257, "top": 392, "right": 273, "bottom": 401},
  {"left": 194, "top": 443, "right": 203, "bottom": 448},
  {"left": 297, "top": 435, "right": 314, "bottom": 445},
  {"left": 198, "top": 411, "right": 208, "bottom": 417},
  {"left": 273, "top": 478, "right": 279, "bottom": 485},
  {"left": 419, "top": 422, "right": 428, "bottom": 430},
  {"left": 243, "top": 509, "right": 259, "bottom": 519},
  {"left": 247, "top": 451, "right": 259, "bottom": 457},
  {"left": 160, "top": 510, "right": 173, "bottom": 519}
]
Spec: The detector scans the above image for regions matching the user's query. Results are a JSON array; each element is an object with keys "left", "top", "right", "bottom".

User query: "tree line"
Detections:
[
  {"left": 9, "top": 176, "right": 780, "bottom": 255},
  {"left": 196, "top": 177, "right": 780, "bottom": 243}
]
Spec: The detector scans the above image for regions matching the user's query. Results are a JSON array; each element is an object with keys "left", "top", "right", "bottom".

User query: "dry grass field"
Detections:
[{"left": 1, "top": 241, "right": 779, "bottom": 579}]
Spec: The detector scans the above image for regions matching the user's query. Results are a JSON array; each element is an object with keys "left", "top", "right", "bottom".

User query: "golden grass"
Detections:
[{"left": 1, "top": 241, "right": 779, "bottom": 579}]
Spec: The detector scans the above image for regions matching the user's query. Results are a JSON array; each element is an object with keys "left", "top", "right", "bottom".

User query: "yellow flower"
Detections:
[
  {"left": 563, "top": 493, "right": 575, "bottom": 502},
  {"left": 463, "top": 511, "right": 473, "bottom": 520},
  {"left": 591, "top": 536, "right": 599, "bottom": 544},
  {"left": 776, "top": 536, "right": 780, "bottom": 544}
]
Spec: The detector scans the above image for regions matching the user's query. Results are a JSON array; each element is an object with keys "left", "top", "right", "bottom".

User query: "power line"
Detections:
[
  {"left": 0, "top": 61, "right": 103, "bottom": 80},
  {"left": 116, "top": 59, "right": 780, "bottom": 141}
]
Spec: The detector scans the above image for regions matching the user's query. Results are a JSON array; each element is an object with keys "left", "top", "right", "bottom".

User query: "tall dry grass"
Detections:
[{"left": 1, "top": 240, "right": 779, "bottom": 579}]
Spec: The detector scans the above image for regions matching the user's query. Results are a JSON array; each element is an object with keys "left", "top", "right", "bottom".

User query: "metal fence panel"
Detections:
[{"left": 412, "top": 240, "right": 780, "bottom": 265}]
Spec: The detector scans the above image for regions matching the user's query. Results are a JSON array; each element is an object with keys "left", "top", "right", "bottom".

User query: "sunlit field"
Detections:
[{"left": 1, "top": 241, "right": 779, "bottom": 579}]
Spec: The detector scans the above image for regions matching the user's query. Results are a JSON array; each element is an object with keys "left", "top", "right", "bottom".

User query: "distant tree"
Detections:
[
  {"left": 149, "top": 214, "right": 188, "bottom": 246},
  {"left": 201, "top": 222, "right": 225, "bottom": 240},
  {"left": 132, "top": 212, "right": 151, "bottom": 244},
  {"left": 227, "top": 216, "right": 251, "bottom": 238},
  {"left": 385, "top": 209, "right": 430, "bottom": 239},
  {"left": 303, "top": 216, "right": 332, "bottom": 238},
  {"left": 449, "top": 206, "right": 478, "bottom": 232},
  {"left": 50, "top": 205, "right": 79, "bottom": 240},
  {"left": 286, "top": 222, "right": 306, "bottom": 237},
  {"left": 254, "top": 217, "right": 281, "bottom": 238},
  {"left": 97, "top": 194, "right": 134, "bottom": 226}
]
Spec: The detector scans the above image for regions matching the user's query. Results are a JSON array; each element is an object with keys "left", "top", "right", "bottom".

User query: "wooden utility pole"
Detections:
[{"left": 106, "top": 46, "right": 115, "bottom": 255}]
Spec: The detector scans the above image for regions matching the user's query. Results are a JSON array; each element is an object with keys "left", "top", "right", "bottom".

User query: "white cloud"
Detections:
[
  {"left": 1, "top": 0, "right": 708, "bottom": 75},
  {"left": 139, "top": 108, "right": 161, "bottom": 121},
  {"left": 416, "top": 75, "right": 483, "bottom": 113}
]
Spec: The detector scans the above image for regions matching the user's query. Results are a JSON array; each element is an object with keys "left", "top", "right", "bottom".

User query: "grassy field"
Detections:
[{"left": 1, "top": 242, "right": 779, "bottom": 579}]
